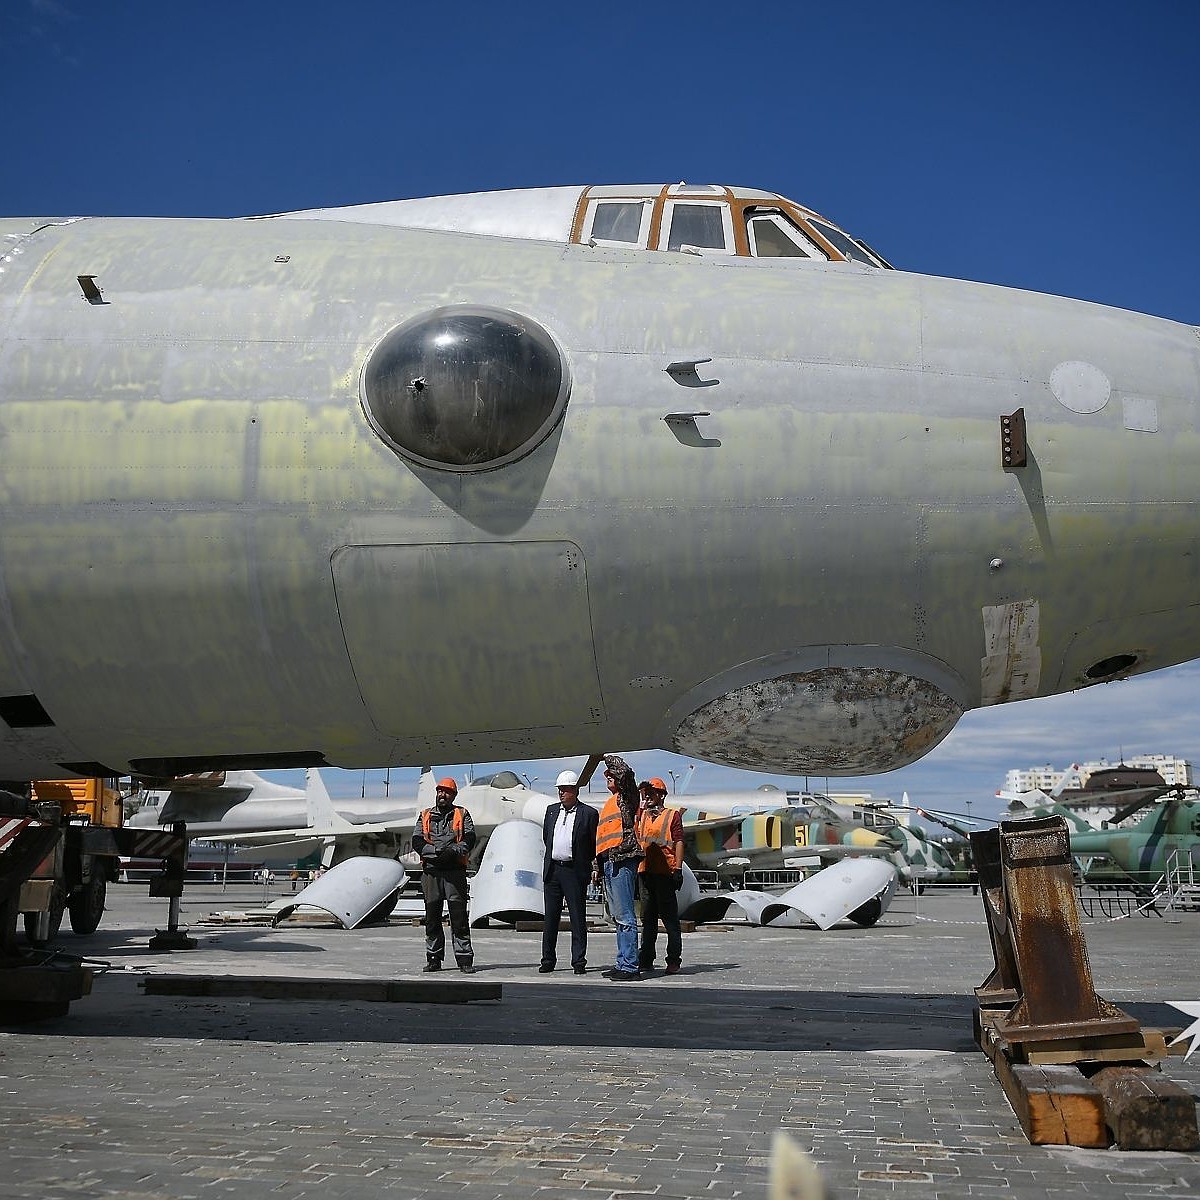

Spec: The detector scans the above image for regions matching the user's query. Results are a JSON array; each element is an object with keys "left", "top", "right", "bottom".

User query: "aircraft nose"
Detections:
[{"left": 1033, "top": 309, "right": 1200, "bottom": 687}]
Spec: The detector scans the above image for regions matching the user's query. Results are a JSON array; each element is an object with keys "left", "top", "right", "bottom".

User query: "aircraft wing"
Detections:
[
  {"left": 203, "top": 820, "right": 397, "bottom": 846},
  {"left": 225, "top": 837, "right": 326, "bottom": 860},
  {"left": 698, "top": 842, "right": 894, "bottom": 872}
]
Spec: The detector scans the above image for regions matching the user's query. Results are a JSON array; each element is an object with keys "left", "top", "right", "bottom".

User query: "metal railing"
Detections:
[{"left": 1160, "top": 848, "right": 1200, "bottom": 913}]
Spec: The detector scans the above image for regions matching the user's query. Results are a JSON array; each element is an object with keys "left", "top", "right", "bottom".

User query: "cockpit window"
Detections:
[
  {"left": 746, "top": 210, "right": 827, "bottom": 259},
  {"left": 807, "top": 217, "right": 883, "bottom": 267},
  {"left": 586, "top": 200, "right": 649, "bottom": 245},
  {"left": 862, "top": 810, "right": 896, "bottom": 829},
  {"left": 665, "top": 203, "right": 731, "bottom": 253},
  {"left": 481, "top": 770, "right": 524, "bottom": 789}
]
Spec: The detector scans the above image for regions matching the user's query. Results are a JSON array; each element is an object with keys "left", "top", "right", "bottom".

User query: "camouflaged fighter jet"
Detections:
[
  {"left": 0, "top": 183, "right": 1197, "bottom": 786},
  {"left": 679, "top": 790, "right": 954, "bottom": 886}
]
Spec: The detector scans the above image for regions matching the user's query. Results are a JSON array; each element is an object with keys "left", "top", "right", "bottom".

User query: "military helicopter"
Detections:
[
  {"left": 1051, "top": 789, "right": 1200, "bottom": 889},
  {"left": 921, "top": 769, "right": 1200, "bottom": 892}
]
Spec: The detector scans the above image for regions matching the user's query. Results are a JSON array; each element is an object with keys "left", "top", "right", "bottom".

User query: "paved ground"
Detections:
[{"left": 2, "top": 883, "right": 1198, "bottom": 1199}]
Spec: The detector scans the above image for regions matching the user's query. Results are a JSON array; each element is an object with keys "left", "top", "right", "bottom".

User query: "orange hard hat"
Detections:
[
  {"left": 436, "top": 777, "right": 458, "bottom": 794},
  {"left": 648, "top": 777, "right": 668, "bottom": 793}
]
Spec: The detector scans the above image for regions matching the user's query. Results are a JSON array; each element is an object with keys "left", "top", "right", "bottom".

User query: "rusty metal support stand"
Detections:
[
  {"left": 970, "top": 815, "right": 1198, "bottom": 1150},
  {"left": 972, "top": 816, "right": 1139, "bottom": 1047}
]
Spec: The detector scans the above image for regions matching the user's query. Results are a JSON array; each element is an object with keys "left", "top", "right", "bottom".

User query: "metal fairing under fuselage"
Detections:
[{"left": 0, "top": 184, "right": 1196, "bottom": 782}]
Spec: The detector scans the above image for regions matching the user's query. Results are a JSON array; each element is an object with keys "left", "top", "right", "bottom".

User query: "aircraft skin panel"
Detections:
[
  {"left": 331, "top": 540, "right": 604, "bottom": 737},
  {"left": 273, "top": 186, "right": 585, "bottom": 243},
  {"left": 0, "top": 211, "right": 1196, "bottom": 776}
]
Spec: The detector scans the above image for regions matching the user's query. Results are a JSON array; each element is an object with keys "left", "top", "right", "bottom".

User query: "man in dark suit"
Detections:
[{"left": 540, "top": 769, "right": 599, "bottom": 974}]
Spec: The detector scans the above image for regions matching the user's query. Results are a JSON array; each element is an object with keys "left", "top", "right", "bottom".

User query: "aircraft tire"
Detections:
[
  {"left": 362, "top": 891, "right": 399, "bottom": 925},
  {"left": 68, "top": 874, "right": 107, "bottom": 935},
  {"left": 847, "top": 897, "right": 883, "bottom": 927}
]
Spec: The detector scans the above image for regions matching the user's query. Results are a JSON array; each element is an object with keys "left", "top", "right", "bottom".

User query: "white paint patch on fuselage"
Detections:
[{"left": 980, "top": 600, "right": 1041, "bottom": 705}]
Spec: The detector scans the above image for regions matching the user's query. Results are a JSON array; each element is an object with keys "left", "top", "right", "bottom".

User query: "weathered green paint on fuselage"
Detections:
[{"left": 0, "top": 214, "right": 1196, "bottom": 779}]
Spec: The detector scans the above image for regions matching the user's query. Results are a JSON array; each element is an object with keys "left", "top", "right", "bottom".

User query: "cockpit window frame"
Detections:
[
  {"left": 582, "top": 198, "right": 653, "bottom": 247},
  {"left": 744, "top": 208, "right": 829, "bottom": 260},
  {"left": 805, "top": 216, "right": 886, "bottom": 268},
  {"left": 656, "top": 199, "right": 737, "bottom": 256},
  {"left": 567, "top": 186, "right": 891, "bottom": 268}
]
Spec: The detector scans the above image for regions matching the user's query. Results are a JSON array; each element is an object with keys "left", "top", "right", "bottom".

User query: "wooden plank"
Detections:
[
  {"left": 992, "top": 1055, "right": 1108, "bottom": 1147},
  {"left": 513, "top": 919, "right": 607, "bottom": 932},
  {"left": 0, "top": 963, "right": 93, "bottom": 1004},
  {"left": 201, "top": 911, "right": 338, "bottom": 927},
  {"left": 1023, "top": 1029, "right": 1169, "bottom": 1066},
  {"left": 140, "top": 974, "right": 502, "bottom": 1004},
  {"left": 1091, "top": 1066, "right": 1200, "bottom": 1151}
]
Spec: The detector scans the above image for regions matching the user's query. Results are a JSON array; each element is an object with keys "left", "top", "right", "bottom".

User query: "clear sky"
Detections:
[{"left": 3, "top": 1, "right": 1198, "bottom": 821}]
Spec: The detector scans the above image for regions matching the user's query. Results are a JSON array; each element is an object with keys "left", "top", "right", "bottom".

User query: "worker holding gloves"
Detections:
[{"left": 412, "top": 777, "right": 477, "bottom": 973}]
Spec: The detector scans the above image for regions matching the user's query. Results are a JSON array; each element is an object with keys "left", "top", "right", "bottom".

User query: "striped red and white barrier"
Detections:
[
  {"left": 0, "top": 816, "right": 42, "bottom": 851},
  {"left": 121, "top": 829, "right": 186, "bottom": 859}
]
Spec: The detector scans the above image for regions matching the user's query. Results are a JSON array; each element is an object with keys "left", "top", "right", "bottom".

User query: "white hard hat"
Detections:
[{"left": 556, "top": 770, "right": 580, "bottom": 788}]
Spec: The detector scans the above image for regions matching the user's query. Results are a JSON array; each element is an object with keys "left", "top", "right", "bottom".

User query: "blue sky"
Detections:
[{"left": 3, "top": 1, "right": 1198, "bottom": 819}]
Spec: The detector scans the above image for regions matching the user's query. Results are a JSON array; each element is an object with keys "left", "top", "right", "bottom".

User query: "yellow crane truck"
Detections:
[
  {"left": 21, "top": 778, "right": 123, "bottom": 944},
  {"left": 0, "top": 777, "right": 188, "bottom": 1019}
]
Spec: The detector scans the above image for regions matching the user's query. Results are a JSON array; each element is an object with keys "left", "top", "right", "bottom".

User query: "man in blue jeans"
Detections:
[{"left": 593, "top": 753, "right": 643, "bottom": 980}]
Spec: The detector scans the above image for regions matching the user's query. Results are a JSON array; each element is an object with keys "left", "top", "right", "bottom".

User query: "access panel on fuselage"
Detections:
[{"left": 332, "top": 541, "right": 604, "bottom": 737}]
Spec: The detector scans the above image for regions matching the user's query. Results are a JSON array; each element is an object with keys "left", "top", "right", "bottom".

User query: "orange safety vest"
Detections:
[
  {"left": 595, "top": 796, "right": 626, "bottom": 857},
  {"left": 421, "top": 806, "right": 465, "bottom": 841},
  {"left": 636, "top": 807, "right": 680, "bottom": 873}
]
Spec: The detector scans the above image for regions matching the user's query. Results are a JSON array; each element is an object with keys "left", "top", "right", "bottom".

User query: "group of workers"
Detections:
[{"left": 411, "top": 753, "right": 684, "bottom": 980}]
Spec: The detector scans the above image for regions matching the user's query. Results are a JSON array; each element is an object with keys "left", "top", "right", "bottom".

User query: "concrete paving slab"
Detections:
[{"left": 0, "top": 883, "right": 1197, "bottom": 1198}]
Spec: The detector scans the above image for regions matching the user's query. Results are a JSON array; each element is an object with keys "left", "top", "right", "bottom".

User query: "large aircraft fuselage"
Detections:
[{"left": 0, "top": 214, "right": 1196, "bottom": 779}]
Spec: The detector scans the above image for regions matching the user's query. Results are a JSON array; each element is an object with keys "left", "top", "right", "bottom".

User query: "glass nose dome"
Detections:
[{"left": 361, "top": 306, "right": 569, "bottom": 471}]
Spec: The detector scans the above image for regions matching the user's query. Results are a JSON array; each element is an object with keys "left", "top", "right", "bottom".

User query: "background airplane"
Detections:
[
  {"left": 198, "top": 769, "right": 557, "bottom": 869},
  {"left": 126, "top": 771, "right": 311, "bottom": 835}
]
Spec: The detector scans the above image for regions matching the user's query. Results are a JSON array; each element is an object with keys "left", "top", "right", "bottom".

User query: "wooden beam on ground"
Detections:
[
  {"left": 1022, "top": 1029, "right": 1170, "bottom": 1066},
  {"left": 995, "top": 1057, "right": 1109, "bottom": 1147},
  {"left": 1091, "top": 1066, "right": 1200, "bottom": 1151},
  {"left": 514, "top": 919, "right": 607, "bottom": 932},
  {"left": 141, "top": 974, "right": 501, "bottom": 1004}
]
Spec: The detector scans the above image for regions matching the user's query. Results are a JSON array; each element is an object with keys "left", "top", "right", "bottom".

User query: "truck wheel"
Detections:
[
  {"left": 23, "top": 885, "right": 66, "bottom": 948},
  {"left": 68, "top": 874, "right": 107, "bottom": 935}
]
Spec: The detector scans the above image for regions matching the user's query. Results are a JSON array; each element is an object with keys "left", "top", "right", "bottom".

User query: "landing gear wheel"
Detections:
[
  {"left": 68, "top": 874, "right": 107, "bottom": 935},
  {"left": 847, "top": 897, "right": 883, "bottom": 927},
  {"left": 363, "top": 891, "right": 399, "bottom": 925},
  {"left": 23, "top": 883, "right": 66, "bottom": 948}
]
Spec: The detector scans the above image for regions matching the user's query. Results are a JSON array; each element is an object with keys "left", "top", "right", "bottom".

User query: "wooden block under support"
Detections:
[
  {"left": 513, "top": 919, "right": 608, "bottom": 932},
  {"left": 1091, "top": 1066, "right": 1200, "bottom": 1151},
  {"left": 1023, "top": 1029, "right": 1170, "bottom": 1066},
  {"left": 994, "top": 1057, "right": 1109, "bottom": 1147}
]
